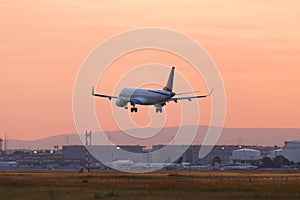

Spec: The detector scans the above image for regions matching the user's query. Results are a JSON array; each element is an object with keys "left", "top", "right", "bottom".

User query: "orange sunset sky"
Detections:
[{"left": 1, "top": 1, "right": 300, "bottom": 140}]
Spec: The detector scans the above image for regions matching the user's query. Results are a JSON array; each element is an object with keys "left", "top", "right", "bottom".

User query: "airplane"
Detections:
[{"left": 92, "top": 67, "right": 212, "bottom": 113}]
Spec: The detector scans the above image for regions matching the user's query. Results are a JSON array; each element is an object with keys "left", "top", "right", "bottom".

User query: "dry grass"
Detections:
[{"left": 0, "top": 170, "right": 300, "bottom": 200}]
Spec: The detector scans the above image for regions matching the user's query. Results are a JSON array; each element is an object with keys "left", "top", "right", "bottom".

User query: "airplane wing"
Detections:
[
  {"left": 92, "top": 86, "right": 129, "bottom": 101},
  {"left": 169, "top": 88, "right": 213, "bottom": 103}
]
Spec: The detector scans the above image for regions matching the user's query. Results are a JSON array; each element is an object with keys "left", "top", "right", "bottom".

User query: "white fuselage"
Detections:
[
  {"left": 92, "top": 67, "right": 211, "bottom": 113},
  {"left": 115, "top": 88, "right": 174, "bottom": 107}
]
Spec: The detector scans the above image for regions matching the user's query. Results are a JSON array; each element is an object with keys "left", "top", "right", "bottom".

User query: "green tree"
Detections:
[
  {"left": 273, "top": 155, "right": 293, "bottom": 167},
  {"left": 261, "top": 157, "right": 274, "bottom": 168},
  {"left": 212, "top": 156, "right": 222, "bottom": 164}
]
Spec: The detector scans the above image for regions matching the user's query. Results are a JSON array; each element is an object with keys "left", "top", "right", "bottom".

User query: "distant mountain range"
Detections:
[{"left": 4, "top": 126, "right": 300, "bottom": 150}]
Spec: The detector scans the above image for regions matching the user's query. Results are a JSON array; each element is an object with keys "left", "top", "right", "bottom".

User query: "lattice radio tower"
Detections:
[{"left": 85, "top": 131, "right": 92, "bottom": 172}]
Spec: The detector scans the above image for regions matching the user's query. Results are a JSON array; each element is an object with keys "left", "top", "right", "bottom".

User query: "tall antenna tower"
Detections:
[
  {"left": 85, "top": 131, "right": 92, "bottom": 173},
  {"left": 85, "top": 131, "right": 92, "bottom": 146}
]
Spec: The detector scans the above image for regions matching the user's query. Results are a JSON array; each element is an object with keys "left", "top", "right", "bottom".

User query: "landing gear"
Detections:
[
  {"left": 155, "top": 107, "right": 163, "bottom": 113},
  {"left": 130, "top": 102, "right": 138, "bottom": 113},
  {"left": 154, "top": 104, "right": 164, "bottom": 113},
  {"left": 130, "top": 107, "right": 138, "bottom": 113}
]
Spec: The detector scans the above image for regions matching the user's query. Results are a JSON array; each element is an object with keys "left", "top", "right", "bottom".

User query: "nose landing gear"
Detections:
[
  {"left": 155, "top": 107, "right": 163, "bottom": 113},
  {"left": 130, "top": 107, "right": 138, "bottom": 113},
  {"left": 154, "top": 103, "right": 164, "bottom": 113}
]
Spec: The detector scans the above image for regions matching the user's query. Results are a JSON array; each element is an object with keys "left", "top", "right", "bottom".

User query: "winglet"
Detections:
[
  {"left": 208, "top": 88, "right": 213, "bottom": 96},
  {"left": 92, "top": 86, "right": 95, "bottom": 96}
]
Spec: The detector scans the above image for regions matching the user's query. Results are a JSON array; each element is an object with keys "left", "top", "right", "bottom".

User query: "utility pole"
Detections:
[
  {"left": 4, "top": 132, "right": 7, "bottom": 153},
  {"left": 238, "top": 137, "right": 242, "bottom": 149},
  {"left": 66, "top": 135, "right": 69, "bottom": 145},
  {"left": 0, "top": 137, "right": 2, "bottom": 152}
]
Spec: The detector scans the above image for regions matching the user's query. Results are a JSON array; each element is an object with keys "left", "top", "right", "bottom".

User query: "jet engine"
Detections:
[{"left": 115, "top": 99, "right": 127, "bottom": 107}]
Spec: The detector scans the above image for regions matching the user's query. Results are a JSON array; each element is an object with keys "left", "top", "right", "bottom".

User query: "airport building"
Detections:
[
  {"left": 0, "top": 149, "right": 62, "bottom": 169},
  {"left": 152, "top": 145, "right": 279, "bottom": 165},
  {"left": 269, "top": 149, "right": 283, "bottom": 158},
  {"left": 230, "top": 149, "right": 262, "bottom": 165},
  {"left": 198, "top": 145, "right": 239, "bottom": 164},
  {"left": 0, "top": 144, "right": 286, "bottom": 169},
  {"left": 152, "top": 145, "right": 277, "bottom": 165},
  {"left": 62, "top": 145, "right": 145, "bottom": 167},
  {"left": 281, "top": 140, "right": 300, "bottom": 163}
]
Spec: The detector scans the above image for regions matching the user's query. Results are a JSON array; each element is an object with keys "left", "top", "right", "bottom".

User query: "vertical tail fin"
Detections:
[{"left": 163, "top": 67, "right": 175, "bottom": 91}]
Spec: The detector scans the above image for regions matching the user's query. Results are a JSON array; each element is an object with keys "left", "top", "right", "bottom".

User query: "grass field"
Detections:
[{"left": 0, "top": 170, "right": 300, "bottom": 200}]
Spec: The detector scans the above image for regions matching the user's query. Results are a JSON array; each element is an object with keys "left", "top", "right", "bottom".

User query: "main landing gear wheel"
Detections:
[
  {"left": 130, "top": 107, "right": 138, "bottom": 113},
  {"left": 130, "top": 102, "right": 137, "bottom": 113},
  {"left": 156, "top": 107, "right": 163, "bottom": 113}
]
